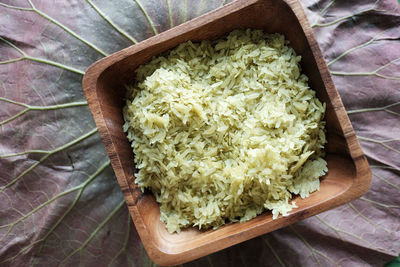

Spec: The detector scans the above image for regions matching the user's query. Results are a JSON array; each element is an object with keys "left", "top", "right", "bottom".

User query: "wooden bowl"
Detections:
[{"left": 82, "top": 0, "right": 371, "bottom": 265}]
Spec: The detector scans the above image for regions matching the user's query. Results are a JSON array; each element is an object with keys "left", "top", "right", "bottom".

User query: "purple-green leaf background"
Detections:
[{"left": 0, "top": 0, "right": 399, "bottom": 266}]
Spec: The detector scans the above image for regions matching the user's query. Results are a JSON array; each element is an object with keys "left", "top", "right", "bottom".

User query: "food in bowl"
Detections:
[{"left": 123, "top": 29, "right": 327, "bottom": 233}]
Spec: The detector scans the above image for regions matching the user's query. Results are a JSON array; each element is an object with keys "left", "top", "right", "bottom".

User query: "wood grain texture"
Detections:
[{"left": 82, "top": 0, "right": 371, "bottom": 265}]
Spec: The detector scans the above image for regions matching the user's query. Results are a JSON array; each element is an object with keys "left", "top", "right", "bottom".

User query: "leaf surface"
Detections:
[{"left": 0, "top": 0, "right": 399, "bottom": 266}]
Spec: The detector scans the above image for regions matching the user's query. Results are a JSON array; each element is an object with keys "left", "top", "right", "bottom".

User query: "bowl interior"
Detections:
[{"left": 89, "top": 0, "right": 364, "bottom": 264}]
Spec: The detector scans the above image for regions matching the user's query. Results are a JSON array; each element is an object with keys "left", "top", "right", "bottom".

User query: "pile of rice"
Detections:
[{"left": 123, "top": 29, "right": 327, "bottom": 233}]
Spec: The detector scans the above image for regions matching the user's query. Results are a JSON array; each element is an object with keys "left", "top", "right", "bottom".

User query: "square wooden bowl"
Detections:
[{"left": 82, "top": 0, "right": 371, "bottom": 265}]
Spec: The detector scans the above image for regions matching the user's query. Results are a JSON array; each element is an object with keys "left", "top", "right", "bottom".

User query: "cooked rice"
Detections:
[{"left": 123, "top": 29, "right": 327, "bottom": 233}]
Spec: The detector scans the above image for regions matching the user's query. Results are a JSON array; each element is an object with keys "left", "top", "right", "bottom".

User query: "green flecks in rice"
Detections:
[{"left": 123, "top": 29, "right": 327, "bottom": 233}]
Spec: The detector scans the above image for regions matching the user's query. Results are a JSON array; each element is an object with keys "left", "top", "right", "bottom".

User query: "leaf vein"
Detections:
[
  {"left": 133, "top": 0, "right": 158, "bottom": 35},
  {"left": 59, "top": 200, "right": 125, "bottom": 266},
  {"left": 0, "top": 128, "right": 98, "bottom": 190},
  {"left": 85, "top": 0, "right": 138, "bottom": 44}
]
